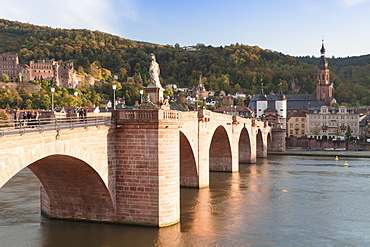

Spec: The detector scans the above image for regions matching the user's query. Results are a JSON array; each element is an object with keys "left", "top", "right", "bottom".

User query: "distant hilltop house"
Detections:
[{"left": 0, "top": 54, "right": 84, "bottom": 88}]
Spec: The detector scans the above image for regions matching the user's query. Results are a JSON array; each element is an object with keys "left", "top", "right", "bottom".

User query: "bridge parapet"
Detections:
[{"left": 114, "top": 109, "right": 181, "bottom": 124}]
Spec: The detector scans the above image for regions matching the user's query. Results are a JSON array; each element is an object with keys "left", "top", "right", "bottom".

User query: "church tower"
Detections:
[{"left": 316, "top": 40, "right": 334, "bottom": 106}]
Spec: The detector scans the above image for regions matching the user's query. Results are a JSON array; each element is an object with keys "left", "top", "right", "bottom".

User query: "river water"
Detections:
[{"left": 1, "top": 155, "right": 370, "bottom": 247}]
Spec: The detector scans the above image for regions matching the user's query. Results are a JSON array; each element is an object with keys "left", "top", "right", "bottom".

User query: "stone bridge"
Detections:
[{"left": 0, "top": 109, "right": 285, "bottom": 227}]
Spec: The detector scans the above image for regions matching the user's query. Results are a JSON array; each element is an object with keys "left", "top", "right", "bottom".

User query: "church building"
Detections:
[{"left": 248, "top": 41, "right": 334, "bottom": 130}]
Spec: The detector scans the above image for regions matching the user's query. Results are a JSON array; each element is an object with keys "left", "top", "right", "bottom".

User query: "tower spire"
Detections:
[{"left": 320, "top": 39, "right": 326, "bottom": 55}]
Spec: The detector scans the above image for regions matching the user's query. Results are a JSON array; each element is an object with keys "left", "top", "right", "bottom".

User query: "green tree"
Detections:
[
  {"left": 0, "top": 109, "right": 11, "bottom": 127},
  {"left": 310, "top": 126, "right": 321, "bottom": 136},
  {"left": 333, "top": 126, "right": 342, "bottom": 136},
  {"left": 0, "top": 74, "right": 10, "bottom": 82},
  {"left": 345, "top": 125, "right": 352, "bottom": 140},
  {"left": 164, "top": 86, "right": 174, "bottom": 98}
]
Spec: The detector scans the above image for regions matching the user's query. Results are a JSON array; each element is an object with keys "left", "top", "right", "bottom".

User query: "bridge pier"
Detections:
[{"left": 113, "top": 110, "right": 182, "bottom": 227}]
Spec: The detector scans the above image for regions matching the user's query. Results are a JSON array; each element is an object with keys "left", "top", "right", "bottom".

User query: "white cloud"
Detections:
[
  {"left": 340, "top": 0, "right": 369, "bottom": 8},
  {"left": 0, "top": 0, "right": 137, "bottom": 35}
]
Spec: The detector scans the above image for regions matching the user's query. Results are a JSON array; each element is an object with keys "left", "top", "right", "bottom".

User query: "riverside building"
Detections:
[{"left": 306, "top": 105, "right": 359, "bottom": 139}]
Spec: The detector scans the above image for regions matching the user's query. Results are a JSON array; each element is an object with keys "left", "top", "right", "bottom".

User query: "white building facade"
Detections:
[{"left": 306, "top": 105, "right": 359, "bottom": 139}]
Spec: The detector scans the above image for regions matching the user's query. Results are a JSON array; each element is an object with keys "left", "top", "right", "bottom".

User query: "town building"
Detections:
[
  {"left": 0, "top": 54, "right": 21, "bottom": 81},
  {"left": 213, "top": 105, "right": 254, "bottom": 118},
  {"left": 359, "top": 115, "right": 370, "bottom": 142},
  {"left": 306, "top": 105, "right": 359, "bottom": 139},
  {"left": 0, "top": 54, "right": 83, "bottom": 88},
  {"left": 287, "top": 110, "right": 307, "bottom": 137},
  {"left": 253, "top": 84, "right": 287, "bottom": 129}
]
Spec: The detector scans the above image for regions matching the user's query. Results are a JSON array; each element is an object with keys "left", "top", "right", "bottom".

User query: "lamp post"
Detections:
[
  {"left": 139, "top": 89, "right": 143, "bottom": 104},
  {"left": 112, "top": 84, "right": 117, "bottom": 110},
  {"left": 196, "top": 94, "right": 198, "bottom": 110},
  {"left": 50, "top": 87, "right": 55, "bottom": 111},
  {"left": 74, "top": 91, "right": 79, "bottom": 109}
]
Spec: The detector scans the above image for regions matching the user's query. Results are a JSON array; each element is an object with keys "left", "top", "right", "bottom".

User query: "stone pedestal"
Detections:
[{"left": 146, "top": 83, "right": 164, "bottom": 105}]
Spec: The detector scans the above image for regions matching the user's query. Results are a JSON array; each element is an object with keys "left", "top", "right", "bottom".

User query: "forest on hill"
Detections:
[{"left": 0, "top": 18, "right": 370, "bottom": 109}]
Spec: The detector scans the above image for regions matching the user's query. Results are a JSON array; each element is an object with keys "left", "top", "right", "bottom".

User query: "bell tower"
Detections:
[{"left": 316, "top": 40, "right": 333, "bottom": 106}]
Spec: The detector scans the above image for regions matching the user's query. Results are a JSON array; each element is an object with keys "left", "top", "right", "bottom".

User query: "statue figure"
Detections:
[
  {"left": 139, "top": 93, "right": 159, "bottom": 109},
  {"left": 149, "top": 53, "right": 162, "bottom": 88},
  {"left": 143, "top": 94, "right": 151, "bottom": 103},
  {"left": 160, "top": 96, "right": 170, "bottom": 110}
]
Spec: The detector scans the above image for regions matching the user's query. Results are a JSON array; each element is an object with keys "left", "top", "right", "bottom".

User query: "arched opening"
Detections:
[
  {"left": 180, "top": 132, "right": 198, "bottom": 187},
  {"left": 27, "top": 154, "right": 115, "bottom": 222},
  {"left": 239, "top": 128, "right": 252, "bottom": 163},
  {"left": 256, "top": 129, "right": 265, "bottom": 157},
  {"left": 209, "top": 126, "right": 232, "bottom": 171}
]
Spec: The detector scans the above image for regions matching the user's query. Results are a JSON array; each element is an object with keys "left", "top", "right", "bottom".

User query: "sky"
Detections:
[{"left": 0, "top": 0, "right": 369, "bottom": 58}]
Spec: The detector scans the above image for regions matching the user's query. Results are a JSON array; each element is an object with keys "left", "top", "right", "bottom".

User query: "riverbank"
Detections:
[{"left": 268, "top": 150, "right": 370, "bottom": 158}]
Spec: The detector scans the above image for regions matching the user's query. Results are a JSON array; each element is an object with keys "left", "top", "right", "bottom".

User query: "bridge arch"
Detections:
[
  {"left": 28, "top": 154, "right": 115, "bottom": 221},
  {"left": 256, "top": 128, "right": 265, "bottom": 157},
  {"left": 179, "top": 131, "right": 198, "bottom": 187},
  {"left": 1, "top": 139, "right": 111, "bottom": 188},
  {"left": 0, "top": 128, "right": 116, "bottom": 222},
  {"left": 239, "top": 127, "right": 253, "bottom": 163},
  {"left": 209, "top": 125, "right": 232, "bottom": 171}
]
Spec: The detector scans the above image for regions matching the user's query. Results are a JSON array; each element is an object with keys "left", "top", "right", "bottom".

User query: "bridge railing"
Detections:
[
  {"left": 115, "top": 109, "right": 181, "bottom": 122},
  {"left": 0, "top": 115, "right": 112, "bottom": 137}
]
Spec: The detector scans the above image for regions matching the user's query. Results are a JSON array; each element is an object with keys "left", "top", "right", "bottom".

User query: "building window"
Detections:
[
  {"left": 290, "top": 124, "right": 293, "bottom": 128},
  {"left": 301, "top": 124, "right": 304, "bottom": 128}
]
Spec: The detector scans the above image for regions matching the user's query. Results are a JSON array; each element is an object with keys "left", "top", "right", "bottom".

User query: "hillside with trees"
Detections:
[{"left": 0, "top": 18, "right": 369, "bottom": 109}]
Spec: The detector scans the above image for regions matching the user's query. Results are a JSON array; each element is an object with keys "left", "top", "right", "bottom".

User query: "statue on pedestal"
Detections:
[
  {"left": 143, "top": 53, "right": 165, "bottom": 108},
  {"left": 149, "top": 53, "right": 162, "bottom": 88}
]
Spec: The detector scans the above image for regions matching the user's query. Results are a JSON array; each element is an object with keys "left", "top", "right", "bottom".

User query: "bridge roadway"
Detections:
[{"left": 0, "top": 109, "right": 285, "bottom": 227}]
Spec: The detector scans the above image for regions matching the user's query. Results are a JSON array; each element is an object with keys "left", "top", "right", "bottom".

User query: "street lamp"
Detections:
[
  {"left": 74, "top": 91, "right": 79, "bottom": 108},
  {"left": 50, "top": 87, "right": 55, "bottom": 111},
  {"left": 196, "top": 94, "right": 198, "bottom": 110},
  {"left": 112, "top": 84, "right": 117, "bottom": 110},
  {"left": 139, "top": 89, "right": 143, "bottom": 104}
]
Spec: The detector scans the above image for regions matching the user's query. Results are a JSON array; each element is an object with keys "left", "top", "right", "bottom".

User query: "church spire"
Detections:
[
  {"left": 320, "top": 39, "right": 326, "bottom": 55},
  {"left": 318, "top": 39, "right": 328, "bottom": 70}
]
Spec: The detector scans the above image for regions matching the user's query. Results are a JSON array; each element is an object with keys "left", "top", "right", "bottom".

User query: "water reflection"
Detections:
[{"left": 2, "top": 156, "right": 370, "bottom": 246}]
